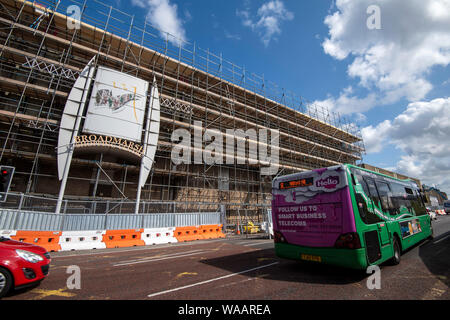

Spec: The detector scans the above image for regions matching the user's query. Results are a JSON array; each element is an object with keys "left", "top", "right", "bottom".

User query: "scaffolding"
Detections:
[{"left": 0, "top": 0, "right": 365, "bottom": 223}]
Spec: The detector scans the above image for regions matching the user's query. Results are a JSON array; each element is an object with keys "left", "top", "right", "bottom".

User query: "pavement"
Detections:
[{"left": 2, "top": 215, "right": 449, "bottom": 301}]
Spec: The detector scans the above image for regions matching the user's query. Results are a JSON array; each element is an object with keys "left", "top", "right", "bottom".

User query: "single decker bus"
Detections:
[{"left": 272, "top": 164, "right": 432, "bottom": 269}]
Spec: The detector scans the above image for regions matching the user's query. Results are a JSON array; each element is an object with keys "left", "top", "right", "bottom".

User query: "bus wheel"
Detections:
[{"left": 390, "top": 237, "right": 401, "bottom": 265}]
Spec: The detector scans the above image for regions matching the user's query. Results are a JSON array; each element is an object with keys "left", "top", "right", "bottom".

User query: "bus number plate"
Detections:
[{"left": 301, "top": 254, "right": 322, "bottom": 262}]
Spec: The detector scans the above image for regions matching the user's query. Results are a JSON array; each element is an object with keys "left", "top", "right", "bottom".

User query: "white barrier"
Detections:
[
  {"left": 436, "top": 209, "right": 446, "bottom": 216},
  {"left": 0, "top": 230, "right": 16, "bottom": 238},
  {"left": 261, "top": 222, "right": 273, "bottom": 237},
  {"left": 59, "top": 230, "right": 106, "bottom": 251},
  {"left": 141, "top": 227, "right": 178, "bottom": 245}
]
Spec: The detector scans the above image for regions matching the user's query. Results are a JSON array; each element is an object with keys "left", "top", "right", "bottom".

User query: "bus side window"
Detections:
[
  {"left": 375, "top": 180, "right": 395, "bottom": 215},
  {"left": 364, "top": 178, "right": 382, "bottom": 208},
  {"left": 355, "top": 192, "right": 382, "bottom": 224},
  {"left": 405, "top": 187, "right": 415, "bottom": 214},
  {"left": 351, "top": 173, "right": 357, "bottom": 186},
  {"left": 359, "top": 176, "right": 370, "bottom": 196},
  {"left": 389, "top": 182, "right": 409, "bottom": 215},
  {"left": 411, "top": 188, "right": 427, "bottom": 216}
]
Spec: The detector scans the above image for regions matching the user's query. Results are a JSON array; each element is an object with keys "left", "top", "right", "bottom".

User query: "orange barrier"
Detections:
[
  {"left": 200, "top": 225, "right": 225, "bottom": 239},
  {"left": 200, "top": 225, "right": 217, "bottom": 239},
  {"left": 12, "top": 231, "right": 62, "bottom": 252},
  {"left": 174, "top": 226, "right": 202, "bottom": 242},
  {"left": 7, "top": 225, "right": 224, "bottom": 252},
  {"left": 215, "top": 225, "right": 225, "bottom": 238},
  {"left": 102, "top": 229, "right": 145, "bottom": 248}
]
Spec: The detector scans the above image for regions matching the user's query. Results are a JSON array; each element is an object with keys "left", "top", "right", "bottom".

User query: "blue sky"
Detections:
[{"left": 102, "top": 0, "right": 450, "bottom": 194}]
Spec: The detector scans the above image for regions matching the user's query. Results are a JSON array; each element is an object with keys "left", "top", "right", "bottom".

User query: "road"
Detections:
[{"left": 3, "top": 216, "right": 450, "bottom": 301}]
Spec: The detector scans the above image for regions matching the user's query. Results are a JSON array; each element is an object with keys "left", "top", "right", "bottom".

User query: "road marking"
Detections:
[
  {"left": 114, "top": 249, "right": 204, "bottom": 264},
  {"left": 113, "top": 250, "right": 210, "bottom": 267},
  {"left": 175, "top": 272, "right": 198, "bottom": 279},
  {"left": 147, "top": 262, "right": 279, "bottom": 298},
  {"left": 433, "top": 234, "right": 450, "bottom": 244},
  {"left": 32, "top": 288, "right": 76, "bottom": 300},
  {"left": 233, "top": 241, "right": 270, "bottom": 247},
  {"left": 51, "top": 240, "right": 222, "bottom": 259},
  {"left": 51, "top": 245, "right": 175, "bottom": 259},
  {"left": 257, "top": 257, "right": 274, "bottom": 262},
  {"left": 421, "top": 280, "right": 448, "bottom": 300},
  {"left": 217, "top": 277, "right": 255, "bottom": 289},
  {"left": 243, "top": 242, "right": 273, "bottom": 247}
]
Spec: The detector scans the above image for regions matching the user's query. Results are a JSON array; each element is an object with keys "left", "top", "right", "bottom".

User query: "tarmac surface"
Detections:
[{"left": 3, "top": 215, "right": 450, "bottom": 301}]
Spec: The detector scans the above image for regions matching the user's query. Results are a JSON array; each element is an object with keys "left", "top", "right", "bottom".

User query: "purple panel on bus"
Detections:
[{"left": 272, "top": 165, "right": 356, "bottom": 247}]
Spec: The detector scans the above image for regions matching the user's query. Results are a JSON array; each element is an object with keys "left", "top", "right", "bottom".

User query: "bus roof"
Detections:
[
  {"left": 345, "top": 164, "right": 418, "bottom": 186},
  {"left": 273, "top": 164, "right": 418, "bottom": 188}
]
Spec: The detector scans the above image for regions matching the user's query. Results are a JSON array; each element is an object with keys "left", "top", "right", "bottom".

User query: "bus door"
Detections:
[
  {"left": 376, "top": 221, "right": 390, "bottom": 246},
  {"left": 373, "top": 180, "right": 393, "bottom": 247},
  {"left": 358, "top": 177, "right": 390, "bottom": 263}
]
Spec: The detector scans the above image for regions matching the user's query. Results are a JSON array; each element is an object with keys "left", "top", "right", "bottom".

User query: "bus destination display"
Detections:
[{"left": 279, "top": 178, "right": 313, "bottom": 190}]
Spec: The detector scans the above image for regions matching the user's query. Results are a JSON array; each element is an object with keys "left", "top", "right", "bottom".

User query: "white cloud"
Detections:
[
  {"left": 320, "top": 0, "right": 450, "bottom": 112},
  {"left": 363, "top": 98, "right": 450, "bottom": 193},
  {"left": 132, "top": 0, "right": 187, "bottom": 46},
  {"left": 312, "top": 87, "right": 378, "bottom": 115},
  {"left": 237, "top": 0, "right": 294, "bottom": 47},
  {"left": 361, "top": 119, "right": 391, "bottom": 153},
  {"left": 224, "top": 30, "right": 241, "bottom": 41}
]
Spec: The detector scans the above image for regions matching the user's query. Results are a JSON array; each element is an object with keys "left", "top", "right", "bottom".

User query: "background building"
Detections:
[
  {"left": 0, "top": 0, "right": 364, "bottom": 223},
  {"left": 422, "top": 185, "right": 448, "bottom": 206}
]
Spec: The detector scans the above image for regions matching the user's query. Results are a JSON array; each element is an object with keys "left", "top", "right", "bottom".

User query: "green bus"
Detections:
[{"left": 272, "top": 164, "right": 433, "bottom": 269}]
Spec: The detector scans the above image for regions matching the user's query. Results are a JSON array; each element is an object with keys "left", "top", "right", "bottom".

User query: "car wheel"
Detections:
[
  {"left": 390, "top": 237, "right": 401, "bottom": 266},
  {"left": 0, "top": 267, "right": 13, "bottom": 298}
]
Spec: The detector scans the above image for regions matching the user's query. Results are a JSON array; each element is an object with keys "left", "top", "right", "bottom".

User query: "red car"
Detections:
[{"left": 0, "top": 236, "right": 51, "bottom": 298}]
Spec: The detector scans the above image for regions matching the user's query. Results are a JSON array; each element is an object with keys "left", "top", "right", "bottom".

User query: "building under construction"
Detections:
[{"left": 0, "top": 0, "right": 365, "bottom": 223}]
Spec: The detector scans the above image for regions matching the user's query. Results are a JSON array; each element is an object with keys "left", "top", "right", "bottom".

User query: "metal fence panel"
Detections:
[
  {"left": 15, "top": 211, "right": 62, "bottom": 231},
  {"left": 175, "top": 213, "right": 197, "bottom": 227},
  {"left": 62, "top": 214, "right": 107, "bottom": 231},
  {"left": 142, "top": 214, "right": 175, "bottom": 228},
  {"left": 0, "top": 210, "right": 222, "bottom": 231},
  {"left": 199, "top": 212, "right": 221, "bottom": 225},
  {"left": 0, "top": 209, "right": 17, "bottom": 230},
  {"left": 105, "top": 214, "right": 142, "bottom": 230}
]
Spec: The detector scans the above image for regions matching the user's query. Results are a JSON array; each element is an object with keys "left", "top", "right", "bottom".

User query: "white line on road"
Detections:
[
  {"left": 113, "top": 249, "right": 204, "bottom": 265},
  {"left": 51, "top": 239, "right": 225, "bottom": 259},
  {"left": 113, "top": 250, "right": 210, "bottom": 267},
  {"left": 236, "top": 240, "right": 268, "bottom": 246},
  {"left": 243, "top": 242, "right": 273, "bottom": 247},
  {"left": 433, "top": 234, "right": 450, "bottom": 244},
  {"left": 51, "top": 244, "right": 176, "bottom": 259},
  {"left": 147, "top": 262, "right": 279, "bottom": 298}
]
